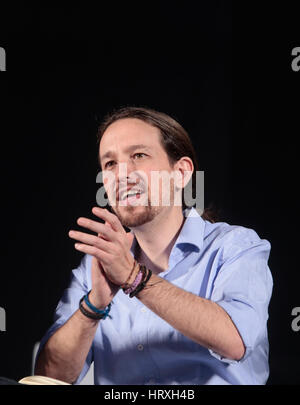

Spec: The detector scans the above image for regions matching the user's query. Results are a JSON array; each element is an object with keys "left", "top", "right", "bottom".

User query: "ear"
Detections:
[{"left": 173, "top": 157, "right": 194, "bottom": 189}]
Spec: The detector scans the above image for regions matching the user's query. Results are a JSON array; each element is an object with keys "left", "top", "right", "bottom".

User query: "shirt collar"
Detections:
[
  {"left": 130, "top": 207, "right": 205, "bottom": 257},
  {"left": 174, "top": 207, "right": 205, "bottom": 252}
]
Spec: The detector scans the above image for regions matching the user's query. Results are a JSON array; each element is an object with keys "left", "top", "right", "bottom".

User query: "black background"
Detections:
[{"left": 0, "top": 2, "right": 299, "bottom": 385}]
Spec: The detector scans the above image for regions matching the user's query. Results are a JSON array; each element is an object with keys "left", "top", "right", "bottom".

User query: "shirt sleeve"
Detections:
[
  {"left": 35, "top": 254, "right": 93, "bottom": 384},
  {"left": 209, "top": 227, "right": 273, "bottom": 364}
]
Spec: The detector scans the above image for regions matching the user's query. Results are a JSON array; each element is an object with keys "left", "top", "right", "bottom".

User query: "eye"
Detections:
[
  {"left": 105, "top": 160, "right": 116, "bottom": 168},
  {"left": 133, "top": 152, "right": 147, "bottom": 159}
]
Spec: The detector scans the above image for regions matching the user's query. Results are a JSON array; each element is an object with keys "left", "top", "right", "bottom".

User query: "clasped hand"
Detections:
[{"left": 68, "top": 207, "right": 135, "bottom": 286}]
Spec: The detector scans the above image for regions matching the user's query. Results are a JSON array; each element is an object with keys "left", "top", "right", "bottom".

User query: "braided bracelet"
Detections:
[
  {"left": 79, "top": 295, "right": 111, "bottom": 320},
  {"left": 84, "top": 290, "right": 112, "bottom": 316},
  {"left": 120, "top": 259, "right": 138, "bottom": 289}
]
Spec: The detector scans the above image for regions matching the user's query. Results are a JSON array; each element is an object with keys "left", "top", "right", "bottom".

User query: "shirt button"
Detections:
[
  {"left": 140, "top": 307, "right": 146, "bottom": 313},
  {"left": 137, "top": 344, "right": 144, "bottom": 351}
]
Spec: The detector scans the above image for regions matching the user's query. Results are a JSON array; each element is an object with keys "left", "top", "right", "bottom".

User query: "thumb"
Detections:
[{"left": 125, "top": 230, "right": 134, "bottom": 248}]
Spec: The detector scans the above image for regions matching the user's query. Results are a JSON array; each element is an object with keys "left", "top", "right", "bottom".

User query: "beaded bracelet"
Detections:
[
  {"left": 129, "top": 267, "right": 152, "bottom": 298},
  {"left": 123, "top": 265, "right": 146, "bottom": 295}
]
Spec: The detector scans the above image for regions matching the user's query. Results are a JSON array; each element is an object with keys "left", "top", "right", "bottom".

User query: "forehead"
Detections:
[{"left": 99, "top": 118, "right": 162, "bottom": 156}]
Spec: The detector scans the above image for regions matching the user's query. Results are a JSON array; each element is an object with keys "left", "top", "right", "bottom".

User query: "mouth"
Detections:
[{"left": 118, "top": 188, "right": 146, "bottom": 205}]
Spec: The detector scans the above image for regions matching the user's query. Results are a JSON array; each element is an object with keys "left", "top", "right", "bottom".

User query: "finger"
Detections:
[
  {"left": 98, "top": 220, "right": 113, "bottom": 238},
  {"left": 74, "top": 243, "right": 111, "bottom": 264},
  {"left": 104, "top": 220, "right": 113, "bottom": 229},
  {"left": 69, "top": 230, "right": 113, "bottom": 253},
  {"left": 76, "top": 217, "right": 115, "bottom": 241},
  {"left": 92, "top": 207, "right": 125, "bottom": 234}
]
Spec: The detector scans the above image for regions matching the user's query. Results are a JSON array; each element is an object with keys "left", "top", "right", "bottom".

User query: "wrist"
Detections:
[
  {"left": 134, "top": 272, "right": 164, "bottom": 299},
  {"left": 88, "top": 291, "right": 110, "bottom": 310},
  {"left": 79, "top": 292, "right": 112, "bottom": 321},
  {"left": 126, "top": 261, "right": 140, "bottom": 286},
  {"left": 120, "top": 259, "right": 140, "bottom": 289}
]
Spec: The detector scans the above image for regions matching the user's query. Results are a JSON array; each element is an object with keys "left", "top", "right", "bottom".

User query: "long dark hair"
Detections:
[{"left": 96, "top": 106, "right": 217, "bottom": 222}]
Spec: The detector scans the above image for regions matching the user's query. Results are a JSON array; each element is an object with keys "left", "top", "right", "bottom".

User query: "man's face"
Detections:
[{"left": 99, "top": 118, "right": 181, "bottom": 228}]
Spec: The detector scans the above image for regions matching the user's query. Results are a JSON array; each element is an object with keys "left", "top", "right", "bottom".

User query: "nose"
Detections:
[
  {"left": 117, "top": 157, "right": 141, "bottom": 182},
  {"left": 117, "top": 161, "right": 148, "bottom": 199},
  {"left": 116, "top": 161, "right": 133, "bottom": 182}
]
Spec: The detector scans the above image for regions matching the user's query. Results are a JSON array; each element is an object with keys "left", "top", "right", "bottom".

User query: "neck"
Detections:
[{"left": 131, "top": 206, "right": 185, "bottom": 274}]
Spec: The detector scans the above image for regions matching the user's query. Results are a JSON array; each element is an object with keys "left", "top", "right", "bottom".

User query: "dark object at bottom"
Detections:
[{"left": 0, "top": 376, "right": 24, "bottom": 385}]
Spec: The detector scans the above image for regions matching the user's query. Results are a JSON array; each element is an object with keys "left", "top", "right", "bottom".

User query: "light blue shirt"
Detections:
[{"left": 38, "top": 207, "right": 273, "bottom": 385}]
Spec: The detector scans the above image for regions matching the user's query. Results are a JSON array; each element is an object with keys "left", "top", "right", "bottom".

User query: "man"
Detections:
[{"left": 35, "top": 107, "right": 273, "bottom": 385}]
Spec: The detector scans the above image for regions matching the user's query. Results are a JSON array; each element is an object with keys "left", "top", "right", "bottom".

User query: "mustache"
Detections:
[{"left": 107, "top": 172, "right": 148, "bottom": 199}]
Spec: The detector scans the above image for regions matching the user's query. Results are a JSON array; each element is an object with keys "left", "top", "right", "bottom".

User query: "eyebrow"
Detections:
[{"left": 100, "top": 144, "right": 153, "bottom": 162}]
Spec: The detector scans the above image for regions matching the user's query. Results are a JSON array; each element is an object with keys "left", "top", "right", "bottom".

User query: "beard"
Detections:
[
  {"left": 107, "top": 179, "right": 179, "bottom": 228},
  {"left": 109, "top": 198, "right": 163, "bottom": 228}
]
